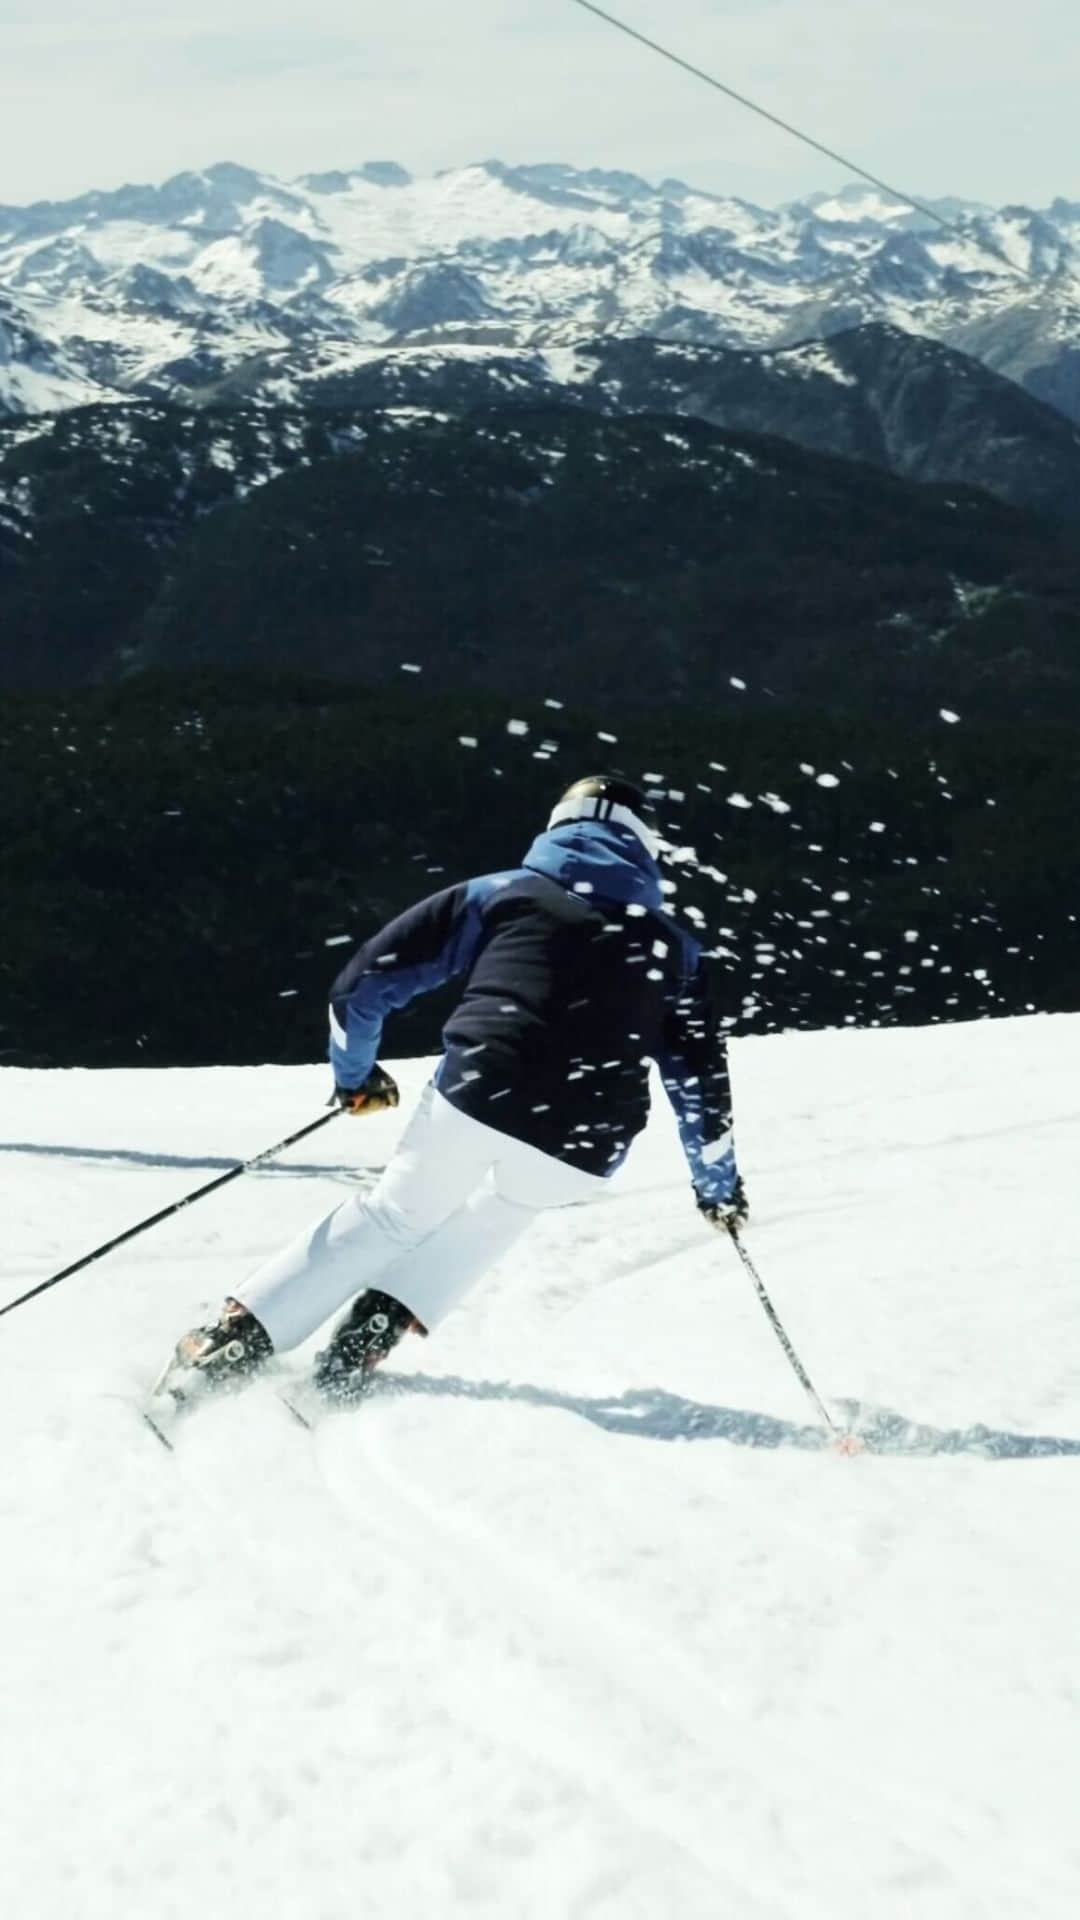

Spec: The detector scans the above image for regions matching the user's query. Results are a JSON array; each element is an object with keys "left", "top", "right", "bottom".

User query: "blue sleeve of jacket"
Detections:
[
  {"left": 328, "top": 876, "right": 502, "bottom": 1087},
  {"left": 655, "top": 939, "right": 738, "bottom": 1204}
]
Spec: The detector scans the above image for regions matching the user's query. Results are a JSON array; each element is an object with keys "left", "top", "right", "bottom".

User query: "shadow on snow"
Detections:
[
  {"left": 0, "top": 1140, "right": 375, "bottom": 1181},
  {"left": 385, "top": 1374, "right": 1080, "bottom": 1460}
]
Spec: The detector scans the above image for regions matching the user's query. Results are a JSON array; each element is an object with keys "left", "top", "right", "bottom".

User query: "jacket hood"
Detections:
[{"left": 522, "top": 821, "right": 664, "bottom": 911}]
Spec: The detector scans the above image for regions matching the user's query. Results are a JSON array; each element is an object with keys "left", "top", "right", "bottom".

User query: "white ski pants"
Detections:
[{"left": 238, "top": 1082, "right": 608, "bottom": 1351}]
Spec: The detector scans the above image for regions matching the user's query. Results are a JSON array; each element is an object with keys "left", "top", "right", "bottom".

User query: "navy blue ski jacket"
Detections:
[{"left": 328, "top": 820, "right": 738, "bottom": 1201}]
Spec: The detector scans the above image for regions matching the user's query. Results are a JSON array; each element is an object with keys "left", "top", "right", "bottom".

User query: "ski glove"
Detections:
[
  {"left": 696, "top": 1175, "right": 750, "bottom": 1234},
  {"left": 332, "top": 1065, "right": 401, "bottom": 1116}
]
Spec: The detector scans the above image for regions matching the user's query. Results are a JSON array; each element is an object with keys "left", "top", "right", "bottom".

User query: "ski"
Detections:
[
  {"left": 133, "top": 1360, "right": 382, "bottom": 1451},
  {"left": 135, "top": 1382, "right": 321, "bottom": 1447},
  {"left": 141, "top": 1405, "right": 176, "bottom": 1451},
  {"left": 277, "top": 1391, "right": 315, "bottom": 1431}
]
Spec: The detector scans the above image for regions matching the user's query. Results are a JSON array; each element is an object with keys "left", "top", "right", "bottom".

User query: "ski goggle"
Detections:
[{"left": 547, "top": 796, "right": 662, "bottom": 862}]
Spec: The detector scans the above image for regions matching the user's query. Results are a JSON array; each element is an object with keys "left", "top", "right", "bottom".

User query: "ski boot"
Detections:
[
  {"left": 313, "top": 1289, "right": 422, "bottom": 1402},
  {"left": 152, "top": 1297, "right": 273, "bottom": 1408}
]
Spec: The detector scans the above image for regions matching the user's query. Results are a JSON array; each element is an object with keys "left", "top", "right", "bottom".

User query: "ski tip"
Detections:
[
  {"left": 141, "top": 1405, "right": 176, "bottom": 1451},
  {"left": 277, "top": 1392, "right": 314, "bottom": 1431}
]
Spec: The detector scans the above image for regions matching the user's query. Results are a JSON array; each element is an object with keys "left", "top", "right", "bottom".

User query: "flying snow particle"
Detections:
[
  {"left": 869, "top": 821, "right": 885, "bottom": 833},
  {"left": 324, "top": 935, "right": 351, "bottom": 947},
  {"left": 940, "top": 709, "right": 961, "bottom": 724},
  {"left": 597, "top": 731, "right": 618, "bottom": 744},
  {"left": 816, "top": 773, "right": 840, "bottom": 789},
  {"left": 727, "top": 793, "right": 753, "bottom": 809},
  {"left": 507, "top": 719, "right": 529, "bottom": 736},
  {"left": 458, "top": 736, "right": 478, "bottom": 748},
  {"left": 400, "top": 662, "right": 422, "bottom": 674},
  {"left": 759, "top": 793, "right": 791, "bottom": 814},
  {"left": 730, "top": 676, "right": 747, "bottom": 690},
  {"left": 544, "top": 698, "right": 564, "bottom": 709}
]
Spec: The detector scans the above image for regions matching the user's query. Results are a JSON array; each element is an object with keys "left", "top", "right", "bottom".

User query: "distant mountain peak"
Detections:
[
  {"left": 299, "top": 162, "right": 412, "bottom": 193},
  {"left": 1, "top": 158, "right": 1078, "bottom": 427}
]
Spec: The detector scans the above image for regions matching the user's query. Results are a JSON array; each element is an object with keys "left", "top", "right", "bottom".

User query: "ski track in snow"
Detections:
[{"left": 2, "top": 1020, "right": 1079, "bottom": 1918}]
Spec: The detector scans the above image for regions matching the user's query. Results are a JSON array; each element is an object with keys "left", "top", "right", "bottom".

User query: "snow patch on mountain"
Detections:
[
  {"left": 0, "top": 296, "right": 117, "bottom": 415},
  {"left": 0, "top": 160, "right": 1078, "bottom": 420},
  {"left": 775, "top": 341, "right": 860, "bottom": 387}
]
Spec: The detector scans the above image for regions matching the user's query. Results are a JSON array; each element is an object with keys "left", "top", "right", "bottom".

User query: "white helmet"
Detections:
[{"left": 547, "top": 774, "right": 661, "bottom": 860}]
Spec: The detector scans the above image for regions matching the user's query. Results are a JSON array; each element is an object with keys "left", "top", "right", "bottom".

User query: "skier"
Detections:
[{"left": 159, "top": 775, "right": 747, "bottom": 1404}]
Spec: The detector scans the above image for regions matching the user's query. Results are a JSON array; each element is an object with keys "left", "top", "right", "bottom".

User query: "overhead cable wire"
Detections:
[{"left": 567, "top": 0, "right": 1034, "bottom": 283}]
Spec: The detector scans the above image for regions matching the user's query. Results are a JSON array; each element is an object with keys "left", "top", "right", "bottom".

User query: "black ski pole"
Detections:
[
  {"left": 0, "top": 1108, "right": 343, "bottom": 1322},
  {"left": 723, "top": 1223, "right": 861, "bottom": 1451}
]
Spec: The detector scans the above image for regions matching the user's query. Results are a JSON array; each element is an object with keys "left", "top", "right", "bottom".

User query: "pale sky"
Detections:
[{"left": 1, "top": 0, "right": 1075, "bottom": 210}]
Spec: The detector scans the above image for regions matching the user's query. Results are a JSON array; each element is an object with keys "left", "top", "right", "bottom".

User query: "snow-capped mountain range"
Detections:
[{"left": 3, "top": 159, "right": 1080, "bottom": 422}]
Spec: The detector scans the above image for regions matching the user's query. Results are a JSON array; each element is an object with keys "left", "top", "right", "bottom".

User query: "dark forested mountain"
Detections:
[
  {"left": 194, "top": 326, "right": 1080, "bottom": 524},
  {"left": 2, "top": 400, "right": 1078, "bottom": 714},
  {"left": 2, "top": 668, "right": 1078, "bottom": 1069},
  {"left": 2, "top": 399, "right": 1079, "bottom": 1071}
]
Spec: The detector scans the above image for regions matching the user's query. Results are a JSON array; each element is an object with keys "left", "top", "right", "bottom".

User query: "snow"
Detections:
[
  {"left": 309, "top": 163, "right": 638, "bottom": 263},
  {"left": 676, "top": 195, "right": 775, "bottom": 243},
  {"left": 540, "top": 344, "right": 599, "bottom": 386},
  {"left": 0, "top": 358, "right": 108, "bottom": 414},
  {"left": 808, "top": 189, "right": 914, "bottom": 226},
  {"left": 79, "top": 220, "right": 198, "bottom": 275},
  {"left": 785, "top": 342, "right": 859, "bottom": 387},
  {"left": 2, "top": 1017, "right": 1080, "bottom": 1915}
]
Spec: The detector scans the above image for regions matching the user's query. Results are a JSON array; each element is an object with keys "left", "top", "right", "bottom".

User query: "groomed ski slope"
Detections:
[{"left": 2, "top": 1015, "right": 1079, "bottom": 1920}]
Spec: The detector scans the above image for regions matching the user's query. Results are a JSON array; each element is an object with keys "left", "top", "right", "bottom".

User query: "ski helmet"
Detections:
[{"left": 547, "top": 774, "right": 661, "bottom": 859}]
